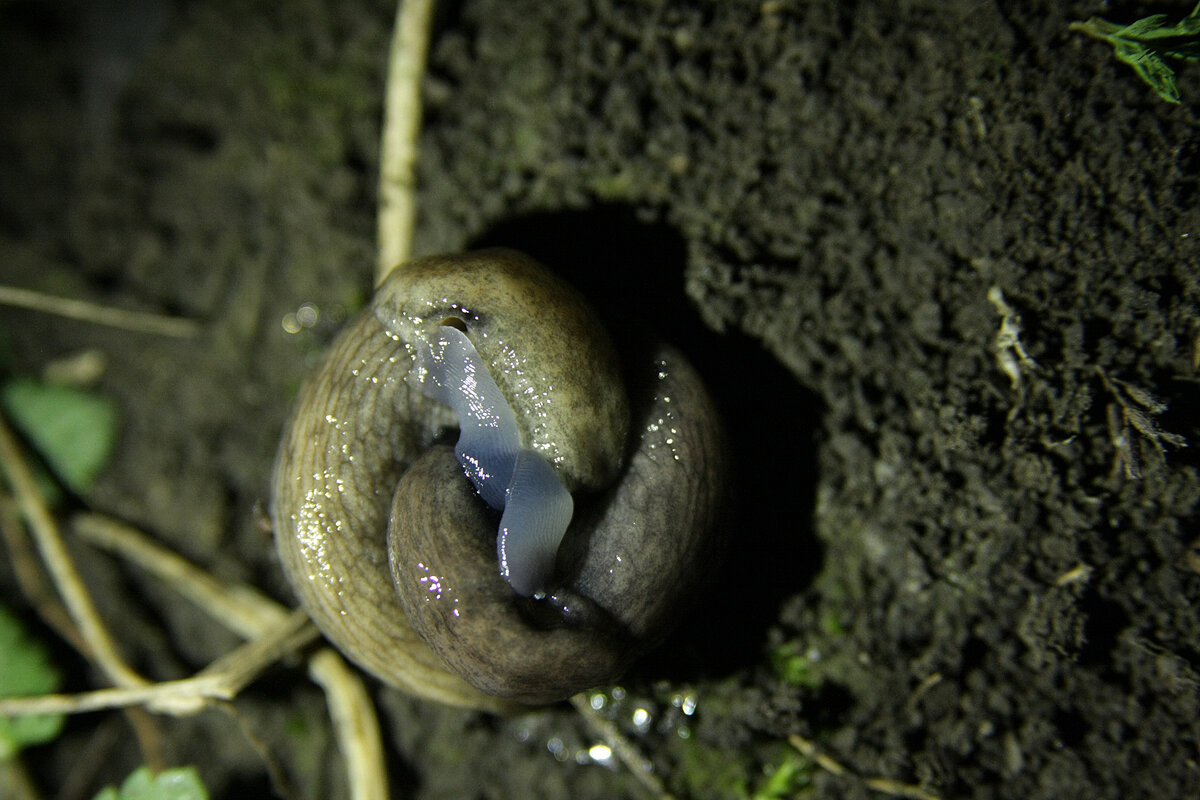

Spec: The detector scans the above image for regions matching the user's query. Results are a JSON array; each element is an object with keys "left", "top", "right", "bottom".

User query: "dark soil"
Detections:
[{"left": 2, "top": 1, "right": 1198, "bottom": 798}]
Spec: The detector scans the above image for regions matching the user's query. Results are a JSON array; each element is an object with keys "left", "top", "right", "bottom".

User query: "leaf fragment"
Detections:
[
  {"left": 91, "top": 766, "right": 210, "bottom": 800},
  {"left": 1070, "top": 1, "right": 1200, "bottom": 103},
  {"left": 0, "top": 604, "right": 64, "bottom": 759},
  {"left": 0, "top": 378, "right": 118, "bottom": 496}
]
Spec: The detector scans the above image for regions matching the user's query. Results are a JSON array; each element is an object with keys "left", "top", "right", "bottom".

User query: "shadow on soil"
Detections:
[{"left": 474, "top": 207, "right": 821, "bottom": 681}]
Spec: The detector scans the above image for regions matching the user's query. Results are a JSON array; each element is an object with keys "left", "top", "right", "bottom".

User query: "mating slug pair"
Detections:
[{"left": 271, "top": 249, "right": 727, "bottom": 711}]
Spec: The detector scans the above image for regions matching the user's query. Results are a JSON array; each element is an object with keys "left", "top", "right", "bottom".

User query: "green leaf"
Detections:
[
  {"left": 0, "top": 604, "right": 64, "bottom": 759},
  {"left": 0, "top": 378, "right": 118, "bottom": 495},
  {"left": 1070, "top": 4, "right": 1200, "bottom": 103},
  {"left": 1120, "top": 14, "right": 1170, "bottom": 39},
  {"left": 91, "top": 766, "right": 210, "bottom": 800},
  {"left": 1115, "top": 40, "right": 1182, "bottom": 103},
  {"left": 751, "top": 751, "right": 812, "bottom": 800},
  {"left": 768, "top": 640, "right": 823, "bottom": 689},
  {"left": 1161, "top": 40, "right": 1200, "bottom": 61}
]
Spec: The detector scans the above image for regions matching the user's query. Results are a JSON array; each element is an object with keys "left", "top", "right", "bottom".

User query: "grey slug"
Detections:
[{"left": 271, "top": 249, "right": 727, "bottom": 711}]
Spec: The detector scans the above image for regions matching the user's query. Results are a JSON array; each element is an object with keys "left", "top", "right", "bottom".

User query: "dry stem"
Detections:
[
  {"left": 376, "top": 0, "right": 436, "bottom": 282},
  {"left": 788, "top": 734, "right": 941, "bottom": 800},
  {"left": 0, "top": 284, "right": 201, "bottom": 338},
  {"left": 0, "top": 413, "right": 147, "bottom": 689},
  {"left": 71, "top": 512, "right": 389, "bottom": 800},
  {"left": 0, "top": 436, "right": 387, "bottom": 800},
  {"left": 569, "top": 693, "right": 674, "bottom": 800}
]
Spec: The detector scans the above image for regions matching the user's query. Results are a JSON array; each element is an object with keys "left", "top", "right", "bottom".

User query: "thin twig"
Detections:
[
  {"left": 569, "top": 693, "right": 674, "bottom": 800},
  {"left": 216, "top": 699, "right": 301, "bottom": 800},
  {"left": 71, "top": 511, "right": 388, "bottom": 800},
  {"left": 0, "top": 610, "right": 314, "bottom": 718},
  {"left": 73, "top": 512, "right": 290, "bottom": 637},
  {"left": 55, "top": 716, "right": 128, "bottom": 800},
  {"left": 863, "top": 777, "right": 943, "bottom": 800},
  {"left": 309, "top": 650, "right": 389, "bottom": 800},
  {"left": 166, "top": 608, "right": 319, "bottom": 712},
  {"left": 0, "top": 413, "right": 147, "bottom": 689},
  {"left": 122, "top": 708, "right": 168, "bottom": 773},
  {"left": 0, "top": 495, "right": 88, "bottom": 653},
  {"left": 0, "top": 677, "right": 233, "bottom": 717},
  {"left": 0, "top": 496, "right": 168, "bottom": 769},
  {"left": 0, "top": 284, "right": 201, "bottom": 339},
  {"left": 788, "top": 734, "right": 941, "bottom": 800},
  {"left": 376, "top": 0, "right": 436, "bottom": 282}
]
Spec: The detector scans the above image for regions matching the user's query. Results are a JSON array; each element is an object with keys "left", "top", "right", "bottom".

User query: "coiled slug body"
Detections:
[{"left": 271, "top": 249, "right": 725, "bottom": 710}]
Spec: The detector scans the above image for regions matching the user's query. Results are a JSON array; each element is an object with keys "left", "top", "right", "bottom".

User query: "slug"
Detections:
[{"left": 271, "top": 249, "right": 726, "bottom": 710}]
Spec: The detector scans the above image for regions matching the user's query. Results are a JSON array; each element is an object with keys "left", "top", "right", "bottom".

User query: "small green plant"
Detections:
[
  {"left": 1070, "top": 2, "right": 1200, "bottom": 103},
  {"left": 0, "top": 604, "right": 64, "bottom": 759},
  {"left": 0, "top": 377, "right": 118, "bottom": 497},
  {"left": 768, "top": 640, "right": 823, "bottom": 689},
  {"left": 750, "top": 750, "right": 813, "bottom": 800},
  {"left": 91, "top": 766, "right": 209, "bottom": 800}
]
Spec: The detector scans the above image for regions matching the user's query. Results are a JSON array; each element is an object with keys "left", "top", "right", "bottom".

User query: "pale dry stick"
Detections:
[
  {"left": 862, "top": 777, "right": 943, "bottom": 800},
  {"left": 153, "top": 607, "right": 318, "bottom": 714},
  {"left": 0, "top": 679, "right": 230, "bottom": 717},
  {"left": 0, "top": 284, "right": 201, "bottom": 339},
  {"left": 787, "top": 733, "right": 847, "bottom": 777},
  {"left": 0, "top": 413, "right": 147, "bottom": 690},
  {"left": 0, "top": 495, "right": 88, "bottom": 654},
  {"left": 73, "top": 512, "right": 289, "bottom": 637},
  {"left": 376, "top": 0, "right": 436, "bottom": 282},
  {"left": 0, "top": 504, "right": 385, "bottom": 798},
  {"left": 569, "top": 694, "right": 674, "bottom": 800},
  {"left": 0, "top": 497, "right": 167, "bottom": 771},
  {"left": 309, "top": 650, "right": 389, "bottom": 800},
  {"left": 904, "top": 673, "right": 943, "bottom": 711},
  {"left": 0, "top": 609, "right": 315, "bottom": 718},
  {"left": 788, "top": 734, "right": 941, "bottom": 800},
  {"left": 72, "top": 512, "right": 389, "bottom": 800}
]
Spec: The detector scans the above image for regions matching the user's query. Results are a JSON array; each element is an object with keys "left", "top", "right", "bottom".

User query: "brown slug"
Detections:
[{"left": 271, "top": 249, "right": 726, "bottom": 711}]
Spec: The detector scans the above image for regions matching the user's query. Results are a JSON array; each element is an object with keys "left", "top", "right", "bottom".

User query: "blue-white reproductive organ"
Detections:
[{"left": 416, "top": 324, "right": 573, "bottom": 597}]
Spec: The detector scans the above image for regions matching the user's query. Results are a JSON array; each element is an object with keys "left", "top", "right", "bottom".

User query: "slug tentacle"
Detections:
[{"left": 272, "top": 249, "right": 726, "bottom": 709}]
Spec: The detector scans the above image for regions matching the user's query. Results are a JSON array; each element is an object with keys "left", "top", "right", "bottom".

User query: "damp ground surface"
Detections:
[{"left": 1, "top": 1, "right": 1198, "bottom": 798}]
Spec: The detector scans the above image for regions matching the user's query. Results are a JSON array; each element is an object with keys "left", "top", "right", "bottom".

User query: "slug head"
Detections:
[{"left": 373, "top": 249, "right": 630, "bottom": 491}]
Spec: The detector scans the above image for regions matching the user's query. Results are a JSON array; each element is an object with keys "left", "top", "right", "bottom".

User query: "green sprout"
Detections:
[
  {"left": 0, "top": 377, "right": 118, "bottom": 498},
  {"left": 768, "top": 640, "right": 823, "bottom": 689},
  {"left": 92, "top": 766, "right": 209, "bottom": 800},
  {"left": 1070, "top": 2, "right": 1200, "bottom": 103},
  {"left": 750, "top": 749, "right": 813, "bottom": 800},
  {"left": 0, "top": 604, "right": 64, "bottom": 759}
]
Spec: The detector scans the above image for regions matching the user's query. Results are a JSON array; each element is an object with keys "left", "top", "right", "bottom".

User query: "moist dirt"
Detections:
[{"left": 1, "top": 1, "right": 1198, "bottom": 798}]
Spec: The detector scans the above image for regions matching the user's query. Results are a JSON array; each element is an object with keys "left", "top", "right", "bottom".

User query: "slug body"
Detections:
[{"left": 272, "top": 249, "right": 726, "bottom": 710}]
